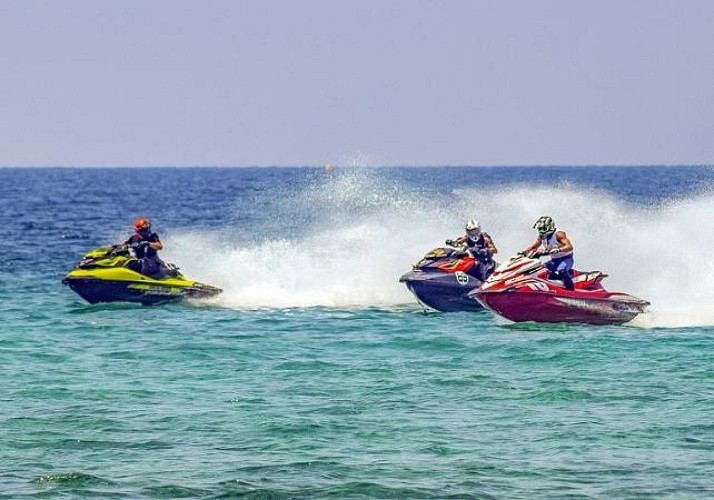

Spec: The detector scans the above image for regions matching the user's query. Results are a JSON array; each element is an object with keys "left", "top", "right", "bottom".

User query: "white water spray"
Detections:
[{"left": 164, "top": 169, "right": 714, "bottom": 328}]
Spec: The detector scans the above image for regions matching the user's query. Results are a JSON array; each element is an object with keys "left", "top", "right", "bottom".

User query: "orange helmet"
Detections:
[{"left": 134, "top": 217, "right": 151, "bottom": 231}]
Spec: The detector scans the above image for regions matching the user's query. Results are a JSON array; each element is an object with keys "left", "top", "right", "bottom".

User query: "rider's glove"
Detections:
[
  {"left": 445, "top": 239, "right": 456, "bottom": 246},
  {"left": 549, "top": 247, "right": 561, "bottom": 255}
]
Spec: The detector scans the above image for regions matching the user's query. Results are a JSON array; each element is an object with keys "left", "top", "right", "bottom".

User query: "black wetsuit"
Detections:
[
  {"left": 125, "top": 231, "right": 162, "bottom": 276},
  {"left": 466, "top": 233, "right": 495, "bottom": 281}
]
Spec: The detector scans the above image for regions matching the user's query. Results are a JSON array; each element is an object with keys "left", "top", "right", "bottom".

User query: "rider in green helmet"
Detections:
[{"left": 522, "top": 216, "right": 575, "bottom": 290}]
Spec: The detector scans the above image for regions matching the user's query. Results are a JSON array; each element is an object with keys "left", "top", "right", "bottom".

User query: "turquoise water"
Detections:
[{"left": 1, "top": 167, "right": 714, "bottom": 498}]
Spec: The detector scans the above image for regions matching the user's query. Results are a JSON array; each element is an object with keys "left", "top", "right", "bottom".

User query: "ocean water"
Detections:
[{"left": 1, "top": 166, "right": 713, "bottom": 499}]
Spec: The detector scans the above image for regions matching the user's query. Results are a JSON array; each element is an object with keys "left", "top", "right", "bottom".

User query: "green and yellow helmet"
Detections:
[{"left": 533, "top": 216, "right": 555, "bottom": 236}]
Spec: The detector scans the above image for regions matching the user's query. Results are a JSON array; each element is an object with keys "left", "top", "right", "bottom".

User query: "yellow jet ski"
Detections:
[{"left": 63, "top": 246, "right": 222, "bottom": 305}]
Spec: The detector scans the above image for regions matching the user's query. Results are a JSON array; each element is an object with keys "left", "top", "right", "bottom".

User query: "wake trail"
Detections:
[{"left": 165, "top": 169, "right": 714, "bottom": 328}]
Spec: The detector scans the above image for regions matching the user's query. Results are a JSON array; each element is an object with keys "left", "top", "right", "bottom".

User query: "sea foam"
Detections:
[{"left": 166, "top": 168, "right": 714, "bottom": 327}]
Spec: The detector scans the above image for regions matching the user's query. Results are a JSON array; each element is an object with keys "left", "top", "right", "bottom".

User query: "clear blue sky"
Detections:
[{"left": 1, "top": 0, "right": 712, "bottom": 166}]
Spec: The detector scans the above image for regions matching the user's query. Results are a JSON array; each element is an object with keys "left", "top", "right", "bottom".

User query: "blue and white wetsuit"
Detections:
[{"left": 539, "top": 231, "right": 575, "bottom": 290}]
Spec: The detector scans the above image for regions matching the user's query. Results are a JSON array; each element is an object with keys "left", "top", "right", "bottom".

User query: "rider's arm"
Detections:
[
  {"left": 147, "top": 237, "right": 163, "bottom": 251},
  {"left": 454, "top": 235, "right": 467, "bottom": 245},
  {"left": 523, "top": 238, "right": 541, "bottom": 255},
  {"left": 484, "top": 234, "right": 497, "bottom": 254},
  {"left": 555, "top": 231, "right": 573, "bottom": 253}
]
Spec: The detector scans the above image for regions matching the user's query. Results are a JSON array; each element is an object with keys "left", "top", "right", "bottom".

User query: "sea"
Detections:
[{"left": 1, "top": 166, "right": 713, "bottom": 499}]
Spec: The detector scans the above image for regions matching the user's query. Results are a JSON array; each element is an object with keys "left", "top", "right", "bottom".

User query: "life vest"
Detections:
[
  {"left": 539, "top": 230, "right": 572, "bottom": 259},
  {"left": 127, "top": 232, "right": 160, "bottom": 260},
  {"left": 467, "top": 233, "right": 493, "bottom": 261}
]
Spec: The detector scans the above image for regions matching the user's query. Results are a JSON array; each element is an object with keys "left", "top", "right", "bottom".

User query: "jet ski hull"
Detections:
[
  {"left": 473, "top": 289, "right": 650, "bottom": 325},
  {"left": 471, "top": 254, "right": 649, "bottom": 325},
  {"left": 63, "top": 275, "right": 222, "bottom": 305},
  {"left": 400, "top": 269, "right": 483, "bottom": 312}
]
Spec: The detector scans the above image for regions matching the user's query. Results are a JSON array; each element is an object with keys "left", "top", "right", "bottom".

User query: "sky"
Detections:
[{"left": 0, "top": 0, "right": 712, "bottom": 167}]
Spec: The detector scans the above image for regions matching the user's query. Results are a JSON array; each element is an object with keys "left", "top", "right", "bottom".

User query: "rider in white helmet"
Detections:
[
  {"left": 447, "top": 219, "right": 498, "bottom": 280},
  {"left": 522, "top": 215, "right": 575, "bottom": 290}
]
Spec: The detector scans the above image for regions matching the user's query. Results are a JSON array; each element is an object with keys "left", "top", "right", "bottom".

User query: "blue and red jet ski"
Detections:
[{"left": 399, "top": 245, "right": 492, "bottom": 312}]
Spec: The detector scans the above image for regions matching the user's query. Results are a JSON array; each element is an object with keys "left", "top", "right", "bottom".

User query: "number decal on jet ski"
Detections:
[{"left": 455, "top": 271, "right": 469, "bottom": 286}]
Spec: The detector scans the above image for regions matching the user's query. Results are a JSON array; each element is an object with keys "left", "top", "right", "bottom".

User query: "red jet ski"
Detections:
[{"left": 470, "top": 254, "right": 649, "bottom": 325}]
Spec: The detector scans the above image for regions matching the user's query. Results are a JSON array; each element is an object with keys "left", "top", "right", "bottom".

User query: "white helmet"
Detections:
[{"left": 465, "top": 219, "right": 481, "bottom": 238}]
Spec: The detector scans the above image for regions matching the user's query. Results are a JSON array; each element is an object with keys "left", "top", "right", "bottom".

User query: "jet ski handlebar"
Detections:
[
  {"left": 516, "top": 250, "right": 551, "bottom": 260},
  {"left": 107, "top": 245, "right": 131, "bottom": 256},
  {"left": 127, "top": 241, "right": 151, "bottom": 249}
]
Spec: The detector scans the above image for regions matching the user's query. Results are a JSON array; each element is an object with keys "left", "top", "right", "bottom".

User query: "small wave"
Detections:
[
  {"left": 32, "top": 471, "right": 115, "bottom": 487},
  {"left": 141, "top": 484, "right": 210, "bottom": 498},
  {"left": 213, "top": 478, "right": 480, "bottom": 499}
]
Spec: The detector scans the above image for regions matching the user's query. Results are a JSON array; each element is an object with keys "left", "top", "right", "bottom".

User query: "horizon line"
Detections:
[{"left": 0, "top": 163, "right": 712, "bottom": 169}]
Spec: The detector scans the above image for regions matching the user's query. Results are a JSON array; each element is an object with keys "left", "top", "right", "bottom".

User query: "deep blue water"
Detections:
[{"left": 1, "top": 166, "right": 713, "bottom": 498}]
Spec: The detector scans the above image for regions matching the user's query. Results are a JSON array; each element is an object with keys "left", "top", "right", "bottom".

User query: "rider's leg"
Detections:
[
  {"left": 140, "top": 258, "right": 160, "bottom": 277},
  {"left": 545, "top": 260, "right": 559, "bottom": 281}
]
